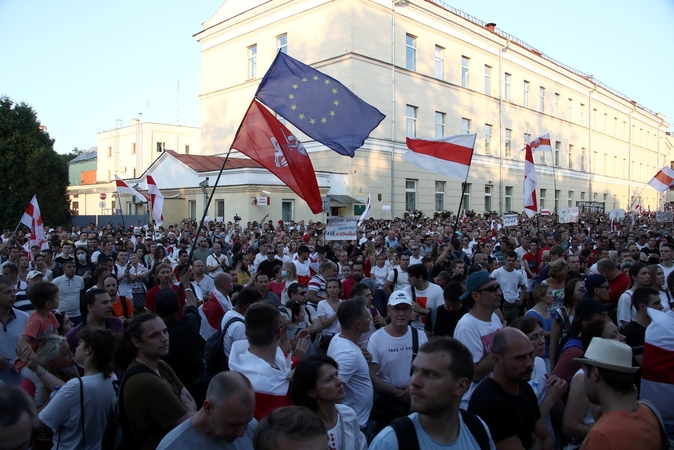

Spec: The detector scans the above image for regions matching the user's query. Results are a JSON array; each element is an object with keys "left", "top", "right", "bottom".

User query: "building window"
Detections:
[
  {"left": 540, "top": 189, "right": 546, "bottom": 209},
  {"left": 188, "top": 200, "right": 197, "bottom": 219},
  {"left": 484, "top": 65, "right": 492, "bottom": 95},
  {"left": 539, "top": 87, "right": 545, "bottom": 113},
  {"left": 604, "top": 113, "right": 608, "bottom": 133},
  {"left": 540, "top": 149, "right": 546, "bottom": 165},
  {"left": 435, "top": 112, "right": 445, "bottom": 138},
  {"left": 247, "top": 44, "right": 257, "bottom": 79},
  {"left": 484, "top": 185, "right": 492, "bottom": 212},
  {"left": 580, "top": 104, "right": 585, "bottom": 126},
  {"left": 594, "top": 152, "right": 598, "bottom": 174},
  {"left": 435, "top": 45, "right": 444, "bottom": 79},
  {"left": 554, "top": 93, "right": 560, "bottom": 117},
  {"left": 461, "top": 56, "right": 470, "bottom": 88},
  {"left": 505, "top": 186, "right": 513, "bottom": 211},
  {"left": 484, "top": 124, "right": 492, "bottom": 155},
  {"left": 568, "top": 144, "right": 573, "bottom": 170},
  {"left": 623, "top": 121, "right": 627, "bottom": 139},
  {"left": 555, "top": 190, "right": 560, "bottom": 211},
  {"left": 72, "top": 201, "right": 79, "bottom": 215},
  {"left": 156, "top": 142, "right": 165, "bottom": 153},
  {"left": 216, "top": 199, "right": 225, "bottom": 218},
  {"left": 603, "top": 193, "right": 608, "bottom": 204},
  {"left": 604, "top": 154, "right": 608, "bottom": 175},
  {"left": 504, "top": 73, "right": 511, "bottom": 102},
  {"left": 462, "top": 183, "right": 471, "bottom": 210},
  {"left": 435, "top": 181, "right": 445, "bottom": 211},
  {"left": 276, "top": 34, "right": 287, "bottom": 54},
  {"left": 505, "top": 128, "right": 512, "bottom": 158},
  {"left": 131, "top": 143, "right": 136, "bottom": 155},
  {"left": 568, "top": 98, "right": 573, "bottom": 122},
  {"left": 568, "top": 191, "right": 573, "bottom": 207},
  {"left": 405, "top": 179, "right": 417, "bottom": 211},
  {"left": 461, "top": 118, "right": 471, "bottom": 135},
  {"left": 282, "top": 200, "right": 294, "bottom": 222},
  {"left": 185, "top": 145, "right": 190, "bottom": 154},
  {"left": 614, "top": 156, "right": 618, "bottom": 177},
  {"left": 405, "top": 105, "right": 417, "bottom": 138},
  {"left": 580, "top": 192, "right": 585, "bottom": 201},
  {"left": 107, "top": 146, "right": 112, "bottom": 157},
  {"left": 592, "top": 108, "right": 597, "bottom": 130},
  {"left": 523, "top": 81, "right": 529, "bottom": 107},
  {"left": 554, "top": 141, "right": 561, "bottom": 166},
  {"left": 614, "top": 117, "right": 618, "bottom": 136},
  {"left": 406, "top": 34, "right": 416, "bottom": 70},
  {"left": 581, "top": 148, "right": 586, "bottom": 171}
]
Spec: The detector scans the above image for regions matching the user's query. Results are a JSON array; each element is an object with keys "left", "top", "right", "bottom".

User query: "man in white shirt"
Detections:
[
  {"left": 409, "top": 245, "right": 423, "bottom": 266},
  {"left": 659, "top": 243, "right": 674, "bottom": 290},
  {"left": 327, "top": 297, "right": 374, "bottom": 429},
  {"left": 454, "top": 271, "right": 504, "bottom": 409},
  {"left": 51, "top": 260, "right": 85, "bottom": 325},
  {"left": 221, "top": 286, "right": 261, "bottom": 358},
  {"left": 384, "top": 253, "right": 411, "bottom": 294},
  {"left": 490, "top": 251, "right": 526, "bottom": 324},
  {"left": 206, "top": 242, "right": 227, "bottom": 278},
  {"left": 404, "top": 264, "right": 444, "bottom": 330}
]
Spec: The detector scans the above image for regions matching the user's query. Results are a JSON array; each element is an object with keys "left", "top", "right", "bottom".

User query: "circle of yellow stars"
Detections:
[{"left": 286, "top": 76, "right": 339, "bottom": 125}]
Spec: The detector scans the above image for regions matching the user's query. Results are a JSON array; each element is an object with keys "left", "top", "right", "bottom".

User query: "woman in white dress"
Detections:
[{"left": 291, "top": 354, "right": 367, "bottom": 450}]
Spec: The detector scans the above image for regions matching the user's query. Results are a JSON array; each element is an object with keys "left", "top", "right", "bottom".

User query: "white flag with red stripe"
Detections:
[
  {"left": 404, "top": 134, "right": 476, "bottom": 181},
  {"left": 525, "top": 133, "right": 552, "bottom": 152},
  {"left": 358, "top": 192, "right": 371, "bottom": 226},
  {"left": 146, "top": 173, "right": 164, "bottom": 227},
  {"left": 648, "top": 166, "right": 674, "bottom": 192},
  {"left": 641, "top": 309, "right": 674, "bottom": 430},
  {"left": 115, "top": 175, "right": 147, "bottom": 203},
  {"left": 20, "top": 195, "right": 48, "bottom": 255},
  {"left": 523, "top": 144, "right": 538, "bottom": 217}
]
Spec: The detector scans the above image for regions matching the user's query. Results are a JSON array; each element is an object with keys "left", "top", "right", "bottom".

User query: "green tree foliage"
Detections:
[{"left": 0, "top": 97, "right": 71, "bottom": 229}]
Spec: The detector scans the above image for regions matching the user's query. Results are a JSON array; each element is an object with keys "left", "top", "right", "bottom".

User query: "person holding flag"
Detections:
[
  {"left": 19, "top": 195, "right": 47, "bottom": 256},
  {"left": 523, "top": 140, "right": 539, "bottom": 218},
  {"left": 146, "top": 173, "right": 164, "bottom": 227}
]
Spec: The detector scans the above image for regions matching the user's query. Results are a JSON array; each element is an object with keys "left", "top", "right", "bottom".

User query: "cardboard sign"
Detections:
[
  {"left": 558, "top": 207, "right": 580, "bottom": 223},
  {"left": 576, "top": 201, "right": 605, "bottom": 214},
  {"left": 325, "top": 217, "right": 358, "bottom": 241},
  {"left": 609, "top": 209, "right": 625, "bottom": 220},
  {"left": 656, "top": 211, "right": 673, "bottom": 223},
  {"left": 503, "top": 214, "right": 518, "bottom": 227}
]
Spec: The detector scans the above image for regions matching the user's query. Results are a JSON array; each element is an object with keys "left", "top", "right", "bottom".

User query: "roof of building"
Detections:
[
  {"left": 165, "top": 150, "right": 263, "bottom": 173},
  {"left": 69, "top": 146, "right": 97, "bottom": 164}
]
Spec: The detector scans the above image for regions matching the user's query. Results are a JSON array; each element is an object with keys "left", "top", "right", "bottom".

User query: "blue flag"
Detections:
[{"left": 255, "top": 52, "right": 385, "bottom": 157}]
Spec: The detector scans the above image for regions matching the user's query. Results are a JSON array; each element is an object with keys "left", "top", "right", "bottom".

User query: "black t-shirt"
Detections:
[
  {"left": 162, "top": 305, "right": 204, "bottom": 386},
  {"left": 468, "top": 377, "right": 541, "bottom": 448},
  {"left": 622, "top": 319, "right": 646, "bottom": 387},
  {"left": 425, "top": 304, "right": 469, "bottom": 338},
  {"left": 258, "top": 258, "right": 283, "bottom": 279}
]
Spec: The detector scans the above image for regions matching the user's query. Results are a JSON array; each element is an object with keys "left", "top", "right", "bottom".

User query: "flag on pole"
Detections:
[
  {"left": 648, "top": 166, "right": 674, "bottom": 191},
  {"left": 403, "top": 134, "right": 477, "bottom": 181},
  {"left": 232, "top": 99, "right": 323, "bottom": 214},
  {"left": 641, "top": 308, "right": 674, "bottom": 432},
  {"left": 115, "top": 175, "right": 147, "bottom": 203},
  {"left": 146, "top": 173, "right": 164, "bottom": 227},
  {"left": 358, "top": 193, "right": 372, "bottom": 226},
  {"left": 20, "top": 195, "right": 47, "bottom": 255},
  {"left": 523, "top": 143, "right": 538, "bottom": 217},
  {"left": 522, "top": 133, "right": 552, "bottom": 152},
  {"left": 255, "top": 52, "right": 385, "bottom": 157},
  {"left": 462, "top": 209, "right": 467, "bottom": 224}
]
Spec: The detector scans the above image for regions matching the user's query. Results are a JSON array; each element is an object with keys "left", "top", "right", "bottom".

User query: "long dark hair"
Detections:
[
  {"left": 114, "top": 313, "right": 160, "bottom": 371},
  {"left": 291, "top": 355, "right": 339, "bottom": 412}
]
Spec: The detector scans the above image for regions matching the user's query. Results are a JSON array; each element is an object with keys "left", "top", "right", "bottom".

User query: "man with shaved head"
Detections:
[
  {"left": 468, "top": 328, "right": 552, "bottom": 450},
  {"left": 157, "top": 371, "right": 257, "bottom": 448},
  {"left": 199, "top": 272, "right": 234, "bottom": 340}
]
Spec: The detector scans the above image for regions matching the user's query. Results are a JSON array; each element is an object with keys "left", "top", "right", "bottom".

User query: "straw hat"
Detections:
[{"left": 573, "top": 337, "right": 638, "bottom": 373}]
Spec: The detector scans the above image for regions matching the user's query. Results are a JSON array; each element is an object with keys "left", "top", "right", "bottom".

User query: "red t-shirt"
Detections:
[
  {"left": 609, "top": 271, "right": 631, "bottom": 306},
  {"left": 522, "top": 251, "right": 540, "bottom": 279},
  {"left": 341, "top": 278, "right": 355, "bottom": 299},
  {"left": 145, "top": 285, "right": 187, "bottom": 312}
]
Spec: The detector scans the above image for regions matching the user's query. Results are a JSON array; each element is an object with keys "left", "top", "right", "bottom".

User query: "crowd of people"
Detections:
[{"left": 1, "top": 209, "right": 673, "bottom": 450}]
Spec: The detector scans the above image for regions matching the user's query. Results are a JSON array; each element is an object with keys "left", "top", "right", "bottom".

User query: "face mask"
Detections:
[
  {"left": 77, "top": 254, "right": 87, "bottom": 262},
  {"left": 281, "top": 270, "right": 288, "bottom": 279}
]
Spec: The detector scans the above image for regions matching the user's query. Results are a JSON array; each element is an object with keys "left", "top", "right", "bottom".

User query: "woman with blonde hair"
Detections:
[
  {"left": 362, "top": 241, "right": 377, "bottom": 277},
  {"left": 281, "top": 261, "right": 298, "bottom": 305},
  {"left": 526, "top": 284, "right": 555, "bottom": 369},
  {"left": 542, "top": 258, "right": 569, "bottom": 311}
]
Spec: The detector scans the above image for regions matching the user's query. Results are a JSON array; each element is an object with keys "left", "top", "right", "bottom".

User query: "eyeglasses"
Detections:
[{"left": 475, "top": 284, "right": 501, "bottom": 293}]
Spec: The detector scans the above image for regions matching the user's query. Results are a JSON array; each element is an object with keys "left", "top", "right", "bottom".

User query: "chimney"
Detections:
[{"left": 485, "top": 23, "right": 496, "bottom": 31}]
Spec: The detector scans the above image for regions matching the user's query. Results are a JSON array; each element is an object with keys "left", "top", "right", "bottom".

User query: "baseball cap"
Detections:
[
  {"left": 388, "top": 290, "right": 412, "bottom": 306},
  {"left": 584, "top": 274, "right": 608, "bottom": 294},
  {"left": 460, "top": 271, "right": 497, "bottom": 300},
  {"left": 26, "top": 270, "right": 44, "bottom": 280},
  {"left": 315, "top": 245, "right": 327, "bottom": 253},
  {"left": 575, "top": 299, "right": 611, "bottom": 322}
]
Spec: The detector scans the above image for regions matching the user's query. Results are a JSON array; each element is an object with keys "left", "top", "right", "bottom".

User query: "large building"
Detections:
[{"left": 195, "top": 0, "right": 673, "bottom": 220}]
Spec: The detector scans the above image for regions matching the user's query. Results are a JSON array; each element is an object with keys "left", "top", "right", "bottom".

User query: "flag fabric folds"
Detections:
[
  {"left": 115, "top": 175, "right": 147, "bottom": 203},
  {"left": 641, "top": 309, "right": 674, "bottom": 433},
  {"left": 146, "top": 173, "right": 164, "bottom": 227},
  {"left": 232, "top": 100, "right": 323, "bottom": 214},
  {"left": 358, "top": 193, "right": 372, "bottom": 226},
  {"left": 20, "top": 195, "right": 47, "bottom": 254},
  {"left": 523, "top": 144, "right": 538, "bottom": 217},
  {"left": 403, "top": 134, "right": 477, "bottom": 181},
  {"left": 528, "top": 133, "right": 552, "bottom": 152},
  {"left": 255, "top": 52, "right": 385, "bottom": 157},
  {"left": 648, "top": 166, "right": 674, "bottom": 191}
]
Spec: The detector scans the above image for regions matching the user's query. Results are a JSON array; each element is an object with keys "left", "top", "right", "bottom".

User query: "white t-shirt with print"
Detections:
[
  {"left": 367, "top": 326, "right": 428, "bottom": 388},
  {"left": 404, "top": 283, "right": 444, "bottom": 330}
]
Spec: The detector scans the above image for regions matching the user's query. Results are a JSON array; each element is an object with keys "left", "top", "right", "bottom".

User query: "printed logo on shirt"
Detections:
[{"left": 481, "top": 330, "right": 498, "bottom": 357}]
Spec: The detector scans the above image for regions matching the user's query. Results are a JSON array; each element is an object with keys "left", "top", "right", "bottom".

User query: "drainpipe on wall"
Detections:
[
  {"left": 498, "top": 37, "right": 510, "bottom": 215},
  {"left": 588, "top": 79, "right": 596, "bottom": 200}
]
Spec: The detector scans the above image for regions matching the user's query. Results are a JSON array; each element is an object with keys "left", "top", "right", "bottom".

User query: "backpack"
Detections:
[
  {"left": 389, "top": 410, "right": 490, "bottom": 450},
  {"left": 638, "top": 400, "right": 674, "bottom": 450},
  {"left": 101, "top": 364, "right": 156, "bottom": 450},
  {"left": 203, "top": 316, "right": 245, "bottom": 377}
]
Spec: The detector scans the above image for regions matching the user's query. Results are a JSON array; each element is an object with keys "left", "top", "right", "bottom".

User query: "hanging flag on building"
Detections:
[
  {"left": 523, "top": 144, "right": 538, "bottom": 217},
  {"left": 358, "top": 192, "right": 372, "bottom": 226},
  {"left": 403, "top": 134, "right": 477, "bottom": 181},
  {"left": 255, "top": 51, "right": 385, "bottom": 157},
  {"left": 115, "top": 175, "right": 147, "bottom": 203},
  {"left": 523, "top": 133, "right": 552, "bottom": 152},
  {"left": 232, "top": 99, "right": 323, "bottom": 214},
  {"left": 146, "top": 173, "right": 164, "bottom": 227},
  {"left": 20, "top": 195, "right": 48, "bottom": 255},
  {"left": 648, "top": 166, "right": 674, "bottom": 191}
]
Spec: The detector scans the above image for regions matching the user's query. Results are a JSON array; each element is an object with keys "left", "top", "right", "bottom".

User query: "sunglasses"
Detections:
[{"left": 475, "top": 284, "right": 501, "bottom": 293}]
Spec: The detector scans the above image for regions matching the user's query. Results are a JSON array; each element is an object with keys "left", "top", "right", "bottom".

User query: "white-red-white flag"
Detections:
[
  {"left": 404, "top": 134, "right": 476, "bottom": 181},
  {"left": 146, "top": 173, "right": 164, "bottom": 227},
  {"left": 648, "top": 166, "right": 674, "bottom": 192},
  {"left": 462, "top": 209, "right": 467, "bottom": 224},
  {"left": 358, "top": 192, "right": 371, "bottom": 226},
  {"left": 115, "top": 175, "right": 147, "bottom": 204},
  {"left": 523, "top": 144, "right": 538, "bottom": 217},
  {"left": 524, "top": 133, "right": 552, "bottom": 152},
  {"left": 20, "top": 195, "right": 48, "bottom": 256},
  {"left": 641, "top": 309, "right": 674, "bottom": 431}
]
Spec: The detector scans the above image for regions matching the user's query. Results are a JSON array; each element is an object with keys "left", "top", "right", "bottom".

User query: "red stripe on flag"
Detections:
[
  {"left": 406, "top": 139, "right": 473, "bottom": 165},
  {"left": 653, "top": 170, "right": 674, "bottom": 187},
  {"left": 115, "top": 179, "right": 126, "bottom": 188},
  {"left": 642, "top": 342, "right": 674, "bottom": 385}
]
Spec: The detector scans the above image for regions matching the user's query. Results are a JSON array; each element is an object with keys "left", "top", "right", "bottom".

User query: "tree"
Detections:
[{"left": 0, "top": 97, "right": 71, "bottom": 229}]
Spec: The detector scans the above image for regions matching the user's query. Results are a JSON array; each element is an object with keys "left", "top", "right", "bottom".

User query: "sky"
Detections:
[{"left": 1, "top": 0, "right": 673, "bottom": 155}]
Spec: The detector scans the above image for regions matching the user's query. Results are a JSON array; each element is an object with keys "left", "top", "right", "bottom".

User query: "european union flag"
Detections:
[{"left": 255, "top": 52, "right": 385, "bottom": 157}]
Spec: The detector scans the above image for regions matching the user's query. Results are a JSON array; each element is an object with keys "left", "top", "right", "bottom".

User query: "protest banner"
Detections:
[
  {"left": 325, "top": 216, "right": 359, "bottom": 240},
  {"left": 656, "top": 211, "right": 673, "bottom": 223},
  {"left": 559, "top": 207, "right": 580, "bottom": 223},
  {"left": 609, "top": 209, "right": 625, "bottom": 220},
  {"left": 503, "top": 214, "right": 518, "bottom": 227}
]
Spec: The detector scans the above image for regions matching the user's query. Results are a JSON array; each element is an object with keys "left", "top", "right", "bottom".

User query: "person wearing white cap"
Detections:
[
  {"left": 367, "top": 290, "right": 428, "bottom": 427},
  {"left": 576, "top": 337, "right": 665, "bottom": 450}
]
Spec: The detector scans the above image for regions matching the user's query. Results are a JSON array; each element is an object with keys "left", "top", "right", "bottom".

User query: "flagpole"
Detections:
[
  {"left": 453, "top": 177, "right": 469, "bottom": 237},
  {"left": 628, "top": 182, "right": 650, "bottom": 212},
  {"left": 550, "top": 153, "right": 558, "bottom": 213},
  {"left": 115, "top": 192, "right": 126, "bottom": 229}
]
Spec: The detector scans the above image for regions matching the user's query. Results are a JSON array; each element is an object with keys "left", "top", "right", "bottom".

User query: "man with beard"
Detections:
[{"left": 468, "top": 328, "right": 552, "bottom": 450}]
